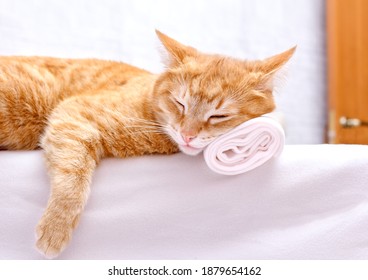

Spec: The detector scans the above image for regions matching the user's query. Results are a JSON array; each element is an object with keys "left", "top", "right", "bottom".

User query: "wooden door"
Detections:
[{"left": 327, "top": 0, "right": 368, "bottom": 144}]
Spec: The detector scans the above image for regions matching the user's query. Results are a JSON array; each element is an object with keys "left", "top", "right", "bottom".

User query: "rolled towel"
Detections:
[{"left": 203, "top": 114, "right": 285, "bottom": 175}]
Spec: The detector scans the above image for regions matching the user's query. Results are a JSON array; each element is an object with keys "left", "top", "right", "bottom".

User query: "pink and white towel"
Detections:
[{"left": 203, "top": 115, "right": 285, "bottom": 175}]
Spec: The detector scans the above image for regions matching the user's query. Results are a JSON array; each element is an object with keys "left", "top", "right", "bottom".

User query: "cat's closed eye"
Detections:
[
  {"left": 208, "top": 114, "right": 232, "bottom": 124},
  {"left": 174, "top": 99, "right": 185, "bottom": 113},
  {"left": 209, "top": 114, "right": 229, "bottom": 119}
]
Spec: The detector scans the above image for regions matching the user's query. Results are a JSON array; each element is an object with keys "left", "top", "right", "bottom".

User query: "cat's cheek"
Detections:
[{"left": 179, "top": 145, "right": 203, "bottom": 156}]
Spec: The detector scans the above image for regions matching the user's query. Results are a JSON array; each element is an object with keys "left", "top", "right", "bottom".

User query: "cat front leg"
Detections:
[{"left": 36, "top": 116, "right": 103, "bottom": 258}]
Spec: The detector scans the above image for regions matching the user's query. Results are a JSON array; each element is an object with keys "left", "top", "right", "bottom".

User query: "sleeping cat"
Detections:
[{"left": 0, "top": 30, "right": 295, "bottom": 258}]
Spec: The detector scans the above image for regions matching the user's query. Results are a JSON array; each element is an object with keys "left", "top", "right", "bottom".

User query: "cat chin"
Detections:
[{"left": 179, "top": 145, "right": 204, "bottom": 156}]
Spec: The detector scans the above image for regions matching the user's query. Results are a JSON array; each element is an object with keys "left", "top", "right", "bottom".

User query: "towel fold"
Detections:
[{"left": 203, "top": 115, "right": 285, "bottom": 175}]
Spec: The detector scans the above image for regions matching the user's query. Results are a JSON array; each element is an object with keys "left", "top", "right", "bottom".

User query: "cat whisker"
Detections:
[
  {"left": 122, "top": 124, "right": 166, "bottom": 134},
  {"left": 123, "top": 127, "right": 165, "bottom": 134},
  {"left": 102, "top": 108, "right": 163, "bottom": 127},
  {"left": 123, "top": 130, "right": 169, "bottom": 139},
  {"left": 123, "top": 124, "right": 163, "bottom": 129}
]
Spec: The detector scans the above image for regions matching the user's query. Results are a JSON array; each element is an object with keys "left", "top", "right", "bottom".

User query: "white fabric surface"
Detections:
[
  {"left": 204, "top": 116, "right": 285, "bottom": 175},
  {"left": 1, "top": 145, "right": 368, "bottom": 260},
  {"left": 0, "top": 0, "right": 326, "bottom": 144}
]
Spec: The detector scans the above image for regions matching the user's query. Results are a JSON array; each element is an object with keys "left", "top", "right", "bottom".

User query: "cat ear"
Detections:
[
  {"left": 155, "top": 30, "right": 197, "bottom": 67},
  {"left": 255, "top": 46, "right": 297, "bottom": 91}
]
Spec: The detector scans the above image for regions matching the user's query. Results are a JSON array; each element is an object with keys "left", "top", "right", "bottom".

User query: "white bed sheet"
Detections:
[{"left": 1, "top": 144, "right": 368, "bottom": 260}]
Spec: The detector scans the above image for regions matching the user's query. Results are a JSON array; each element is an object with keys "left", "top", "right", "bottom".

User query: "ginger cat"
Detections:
[{"left": 0, "top": 31, "right": 295, "bottom": 258}]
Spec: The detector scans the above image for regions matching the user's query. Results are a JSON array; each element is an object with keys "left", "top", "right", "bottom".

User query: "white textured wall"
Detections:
[{"left": 0, "top": 0, "right": 326, "bottom": 144}]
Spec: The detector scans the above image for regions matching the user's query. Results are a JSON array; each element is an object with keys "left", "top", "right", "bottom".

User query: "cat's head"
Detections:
[{"left": 153, "top": 30, "right": 295, "bottom": 156}]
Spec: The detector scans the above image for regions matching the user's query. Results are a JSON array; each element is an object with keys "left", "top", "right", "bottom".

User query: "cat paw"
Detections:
[{"left": 35, "top": 218, "right": 72, "bottom": 259}]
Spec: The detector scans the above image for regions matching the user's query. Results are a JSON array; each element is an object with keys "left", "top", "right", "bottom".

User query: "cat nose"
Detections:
[{"left": 181, "top": 132, "right": 196, "bottom": 144}]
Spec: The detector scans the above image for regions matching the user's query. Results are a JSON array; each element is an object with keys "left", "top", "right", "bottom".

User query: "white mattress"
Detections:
[{"left": 1, "top": 144, "right": 368, "bottom": 259}]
